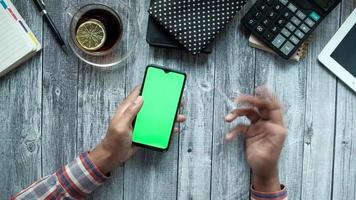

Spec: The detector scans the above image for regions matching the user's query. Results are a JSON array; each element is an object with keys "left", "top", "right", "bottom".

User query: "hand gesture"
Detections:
[{"left": 225, "top": 87, "right": 287, "bottom": 192}]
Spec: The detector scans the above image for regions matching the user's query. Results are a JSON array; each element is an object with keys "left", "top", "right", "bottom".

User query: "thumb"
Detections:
[{"left": 122, "top": 96, "right": 144, "bottom": 124}]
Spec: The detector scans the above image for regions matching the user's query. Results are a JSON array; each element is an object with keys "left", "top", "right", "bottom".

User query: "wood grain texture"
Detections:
[
  {"left": 77, "top": 61, "right": 126, "bottom": 200},
  {"left": 177, "top": 54, "right": 214, "bottom": 200},
  {"left": 255, "top": 47, "right": 307, "bottom": 200},
  {"left": 41, "top": 0, "right": 79, "bottom": 176},
  {"left": 332, "top": 1, "right": 356, "bottom": 199},
  {"left": 123, "top": 0, "right": 181, "bottom": 200},
  {"left": 76, "top": 0, "right": 129, "bottom": 199},
  {"left": 254, "top": 4, "right": 308, "bottom": 200},
  {"left": 2, "top": 0, "right": 356, "bottom": 199},
  {"left": 301, "top": 6, "right": 340, "bottom": 200},
  {"left": 0, "top": 0, "right": 42, "bottom": 198},
  {"left": 210, "top": 2, "right": 255, "bottom": 199}
]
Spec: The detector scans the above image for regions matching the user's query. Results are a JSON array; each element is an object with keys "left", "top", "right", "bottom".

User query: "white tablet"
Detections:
[{"left": 318, "top": 9, "right": 356, "bottom": 93}]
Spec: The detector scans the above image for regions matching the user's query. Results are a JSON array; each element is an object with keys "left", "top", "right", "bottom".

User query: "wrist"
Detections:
[
  {"left": 89, "top": 142, "right": 119, "bottom": 174},
  {"left": 252, "top": 168, "right": 281, "bottom": 192}
]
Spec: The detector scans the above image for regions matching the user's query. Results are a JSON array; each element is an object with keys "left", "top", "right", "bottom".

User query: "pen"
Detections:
[{"left": 32, "top": 0, "right": 67, "bottom": 54}]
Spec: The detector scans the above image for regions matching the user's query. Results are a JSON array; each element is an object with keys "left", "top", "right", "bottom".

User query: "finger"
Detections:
[
  {"left": 173, "top": 127, "right": 180, "bottom": 133},
  {"left": 236, "top": 95, "right": 271, "bottom": 110},
  {"left": 180, "top": 101, "right": 185, "bottom": 108},
  {"left": 225, "top": 124, "right": 249, "bottom": 141},
  {"left": 225, "top": 108, "right": 260, "bottom": 123},
  {"left": 256, "top": 86, "right": 281, "bottom": 110},
  {"left": 117, "top": 86, "right": 141, "bottom": 113},
  {"left": 131, "top": 146, "right": 140, "bottom": 154},
  {"left": 128, "top": 146, "right": 140, "bottom": 158},
  {"left": 122, "top": 96, "right": 144, "bottom": 124},
  {"left": 256, "top": 86, "right": 273, "bottom": 99},
  {"left": 176, "top": 114, "right": 186, "bottom": 123},
  {"left": 125, "top": 85, "right": 141, "bottom": 104}
]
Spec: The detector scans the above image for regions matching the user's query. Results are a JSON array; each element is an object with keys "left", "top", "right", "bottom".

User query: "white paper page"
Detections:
[
  {"left": 5, "top": 0, "right": 41, "bottom": 51},
  {"left": 0, "top": 7, "right": 34, "bottom": 72}
]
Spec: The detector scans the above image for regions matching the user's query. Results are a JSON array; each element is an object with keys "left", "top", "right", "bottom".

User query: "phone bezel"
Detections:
[{"left": 132, "top": 64, "right": 187, "bottom": 152}]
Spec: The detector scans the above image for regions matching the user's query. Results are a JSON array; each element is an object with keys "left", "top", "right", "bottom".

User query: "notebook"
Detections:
[
  {"left": 248, "top": 34, "right": 311, "bottom": 62},
  {"left": 148, "top": 0, "right": 247, "bottom": 54},
  {"left": 146, "top": 15, "right": 213, "bottom": 54},
  {"left": 0, "top": 0, "right": 41, "bottom": 77}
]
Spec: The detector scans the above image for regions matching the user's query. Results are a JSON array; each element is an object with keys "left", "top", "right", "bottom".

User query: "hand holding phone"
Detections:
[
  {"left": 132, "top": 65, "right": 187, "bottom": 151},
  {"left": 89, "top": 81, "right": 186, "bottom": 174}
]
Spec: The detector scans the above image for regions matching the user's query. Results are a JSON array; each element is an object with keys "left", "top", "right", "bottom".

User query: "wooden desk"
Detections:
[{"left": 1, "top": 0, "right": 355, "bottom": 199}]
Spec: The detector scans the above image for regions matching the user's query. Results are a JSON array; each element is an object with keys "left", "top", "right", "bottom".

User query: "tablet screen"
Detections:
[{"left": 331, "top": 24, "right": 356, "bottom": 76}]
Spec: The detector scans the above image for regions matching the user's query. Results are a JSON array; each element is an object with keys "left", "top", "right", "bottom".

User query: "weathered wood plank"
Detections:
[
  {"left": 76, "top": 0, "right": 128, "bottom": 198},
  {"left": 176, "top": 55, "right": 214, "bottom": 199},
  {"left": 210, "top": 2, "right": 255, "bottom": 199},
  {"left": 0, "top": 0, "right": 42, "bottom": 198},
  {"left": 123, "top": 1, "right": 181, "bottom": 200},
  {"left": 41, "top": 0, "right": 79, "bottom": 176},
  {"left": 77, "top": 63, "right": 126, "bottom": 199},
  {"left": 333, "top": 83, "right": 356, "bottom": 200},
  {"left": 254, "top": 6, "right": 309, "bottom": 200},
  {"left": 332, "top": 1, "right": 356, "bottom": 199},
  {"left": 255, "top": 46, "right": 307, "bottom": 200},
  {"left": 301, "top": 5, "right": 340, "bottom": 200}
]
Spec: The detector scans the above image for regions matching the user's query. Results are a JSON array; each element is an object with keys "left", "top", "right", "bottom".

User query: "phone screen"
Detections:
[{"left": 132, "top": 65, "right": 186, "bottom": 150}]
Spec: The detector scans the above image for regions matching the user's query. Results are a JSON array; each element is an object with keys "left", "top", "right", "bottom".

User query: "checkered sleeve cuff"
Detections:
[
  {"left": 55, "top": 152, "right": 109, "bottom": 198},
  {"left": 11, "top": 152, "right": 109, "bottom": 199}
]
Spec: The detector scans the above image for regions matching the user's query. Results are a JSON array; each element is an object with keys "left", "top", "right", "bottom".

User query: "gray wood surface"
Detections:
[
  {"left": 0, "top": 0, "right": 42, "bottom": 196},
  {"left": 333, "top": 1, "right": 356, "bottom": 200},
  {"left": 1, "top": 0, "right": 356, "bottom": 199}
]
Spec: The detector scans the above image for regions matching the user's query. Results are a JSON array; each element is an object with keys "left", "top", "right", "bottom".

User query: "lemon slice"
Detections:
[{"left": 76, "top": 19, "right": 106, "bottom": 51}]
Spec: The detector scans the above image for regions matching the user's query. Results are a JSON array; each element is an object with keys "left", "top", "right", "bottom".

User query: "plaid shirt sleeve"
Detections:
[
  {"left": 10, "top": 152, "right": 108, "bottom": 200},
  {"left": 251, "top": 185, "right": 287, "bottom": 200}
]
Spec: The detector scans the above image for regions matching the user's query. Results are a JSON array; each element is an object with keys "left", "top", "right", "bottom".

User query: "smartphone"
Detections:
[{"left": 132, "top": 65, "right": 186, "bottom": 151}]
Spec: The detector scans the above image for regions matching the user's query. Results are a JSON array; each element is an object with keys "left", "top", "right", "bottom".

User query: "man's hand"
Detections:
[
  {"left": 89, "top": 86, "right": 186, "bottom": 174},
  {"left": 224, "top": 87, "right": 287, "bottom": 192}
]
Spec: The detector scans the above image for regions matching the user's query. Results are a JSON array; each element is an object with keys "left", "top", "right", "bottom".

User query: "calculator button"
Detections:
[
  {"left": 291, "top": 16, "right": 301, "bottom": 26},
  {"left": 280, "top": 41, "right": 295, "bottom": 55},
  {"left": 309, "top": 11, "right": 321, "bottom": 21},
  {"left": 262, "top": 19, "right": 271, "bottom": 27},
  {"left": 282, "top": 10, "right": 292, "bottom": 19},
  {"left": 276, "top": 18, "right": 286, "bottom": 27},
  {"left": 281, "top": 28, "right": 291, "bottom": 37},
  {"left": 287, "top": 3, "right": 297, "bottom": 13},
  {"left": 272, "top": 34, "right": 286, "bottom": 48},
  {"left": 264, "top": 31, "right": 275, "bottom": 41},
  {"left": 247, "top": 18, "right": 257, "bottom": 27},
  {"left": 264, "top": 0, "right": 273, "bottom": 6},
  {"left": 259, "top": 4, "right": 268, "bottom": 12},
  {"left": 274, "top": 4, "right": 282, "bottom": 12},
  {"left": 270, "top": 26, "right": 280, "bottom": 34},
  {"left": 268, "top": 11, "right": 277, "bottom": 19},
  {"left": 300, "top": 23, "right": 310, "bottom": 33},
  {"left": 305, "top": 18, "right": 315, "bottom": 27},
  {"left": 256, "top": 25, "right": 265, "bottom": 33},
  {"left": 296, "top": 11, "right": 307, "bottom": 20},
  {"left": 286, "top": 22, "right": 296, "bottom": 32},
  {"left": 254, "top": 12, "right": 263, "bottom": 19},
  {"left": 279, "top": 0, "right": 288, "bottom": 5},
  {"left": 295, "top": 29, "right": 305, "bottom": 39},
  {"left": 290, "top": 35, "right": 300, "bottom": 45}
]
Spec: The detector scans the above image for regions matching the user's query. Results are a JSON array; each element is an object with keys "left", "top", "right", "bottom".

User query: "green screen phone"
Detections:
[{"left": 132, "top": 65, "right": 186, "bottom": 151}]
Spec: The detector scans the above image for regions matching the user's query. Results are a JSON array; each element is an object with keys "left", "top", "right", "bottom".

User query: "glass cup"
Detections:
[{"left": 65, "top": 2, "right": 139, "bottom": 68}]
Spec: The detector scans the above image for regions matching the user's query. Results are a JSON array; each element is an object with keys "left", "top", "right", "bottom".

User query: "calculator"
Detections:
[{"left": 242, "top": 0, "right": 341, "bottom": 59}]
